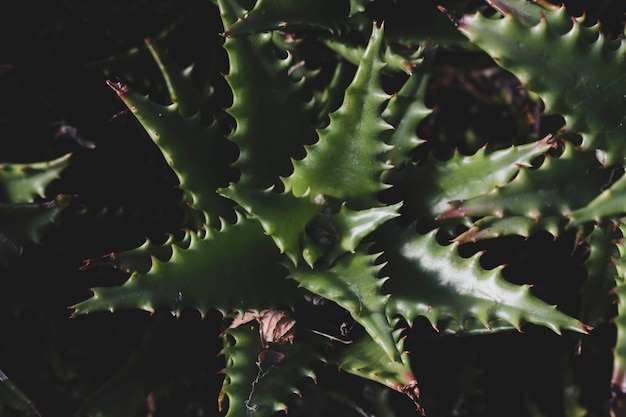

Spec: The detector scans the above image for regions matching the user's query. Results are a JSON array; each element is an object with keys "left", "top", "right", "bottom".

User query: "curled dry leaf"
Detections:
[
  {"left": 229, "top": 309, "right": 296, "bottom": 348},
  {"left": 228, "top": 310, "right": 259, "bottom": 329},
  {"left": 258, "top": 309, "right": 296, "bottom": 347}
]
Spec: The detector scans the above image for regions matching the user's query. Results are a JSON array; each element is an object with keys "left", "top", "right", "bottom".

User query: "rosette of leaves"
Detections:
[{"left": 68, "top": 0, "right": 626, "bottom": 416}]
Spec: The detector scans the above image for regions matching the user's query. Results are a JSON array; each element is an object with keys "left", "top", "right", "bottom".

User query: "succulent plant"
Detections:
[{"left": 2, "top": 0, "right": 626, "bottom": 416}]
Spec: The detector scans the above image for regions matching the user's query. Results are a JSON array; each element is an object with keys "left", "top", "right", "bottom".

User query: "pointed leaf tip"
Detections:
[
  {"left": 106, "top": 79, "right": 128, "bottom": 95},
  {"left": 437, "top": 5, "right": 463, "bottom": 27}
]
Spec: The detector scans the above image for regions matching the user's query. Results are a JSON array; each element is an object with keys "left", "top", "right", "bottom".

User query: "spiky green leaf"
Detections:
[
  {"left": 0, "top": 154, "right": 71, "bottom": 203},
  {"left": 440, "top": 145, "right": 608, "bottom": 220},
  {"left": 569, "top": 171, "right": 626, "bottom": 226},
  {"left": 458, "top": 6, "right": 626, "bottom": 164},
  {"left": 220, "top": 185, "right": 322, "bottom": 266},
  {"left": 379, "top": 224, "right": 588, "bottom": 334},
  {"left": 324, "top": 37, "right": 423, "bottom": 75},
  {"left": 284, "top": 24, "right": 393, "bottom": 209},
  {"left": 395, "top": 137, "right": 554, "bottom": 219},
  {"left": 219, "top": 0, "right": 318, "bottom": 189},
  {"left": 335, "top": 334, "right": 410, "bottom": 391},
  {"left": 329, "top": 203, "right": 401, "bottom": 257},
  {"left": 107, "top": 81, "right": 234, "bottom": 227},
  {"left": 454, "top": 216, "right": 564, "bottom": 242},
  {"left": 290, "top": 250, "right": 401, "bottom": 362},
  {"left": 381, "top": 49, "right": 433, "bottom": 165},
  {"left": 73, "top": 215, "right": 297, "bottom": 316},
  {"left": 334, "top": 334, "right": 424, "bottom": 415},
  {"left": 300, "top": 203, "right": 402, "bottom": 267}
]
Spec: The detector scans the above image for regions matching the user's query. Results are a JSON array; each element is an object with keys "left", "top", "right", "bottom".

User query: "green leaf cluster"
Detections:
[{"left": 2, "top": 0, "right": 626, "bottom": 416}]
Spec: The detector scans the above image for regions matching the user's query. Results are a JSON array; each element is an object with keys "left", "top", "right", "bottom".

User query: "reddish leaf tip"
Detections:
[{"left": 106, "top": 79, "right": 128, "bottom": 95}]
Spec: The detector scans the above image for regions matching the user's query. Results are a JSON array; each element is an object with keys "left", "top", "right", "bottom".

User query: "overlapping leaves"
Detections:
[{"left": 68, "top": 1, "right": 626, "bottom": 416}]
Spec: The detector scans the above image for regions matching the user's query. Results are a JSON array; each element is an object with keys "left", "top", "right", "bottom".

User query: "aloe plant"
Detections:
[{"left": 2, "top": 0, "right": 626, "bottom": 415}]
